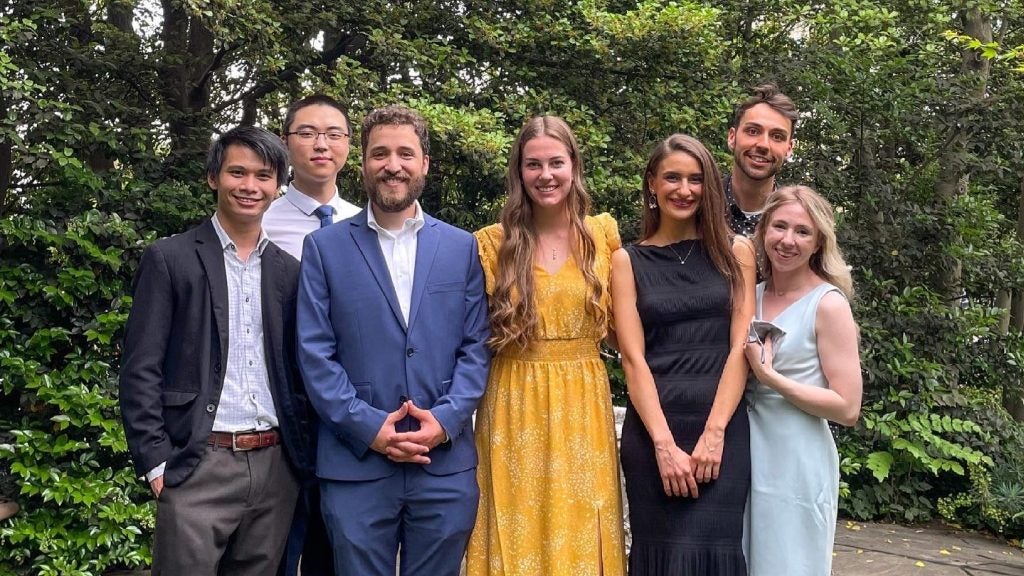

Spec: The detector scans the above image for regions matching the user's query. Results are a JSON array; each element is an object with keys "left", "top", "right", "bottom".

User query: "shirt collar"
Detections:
[
  {"left": 211, "top": 212, "right": 270, "bottom": 255},
  {"left": 285, "top": 183, "right": 342, "bottom": 217},
  {"left": 366, "top": 200, "right": 425, "bottom": 235}
]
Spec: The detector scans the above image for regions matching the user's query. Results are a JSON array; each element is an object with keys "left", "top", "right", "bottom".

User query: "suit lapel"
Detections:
[
  {"left": 260, "top": 246, "right": 284, "bottom": 408},
  {"left": 196, "top": 219, "right": 230, "bottom": 362},
  {"left": 407, "top": 217, "right": 439, "bottom": 331},
  {"left": 350, "top": 217, "right": 407, "bottom": 331}
]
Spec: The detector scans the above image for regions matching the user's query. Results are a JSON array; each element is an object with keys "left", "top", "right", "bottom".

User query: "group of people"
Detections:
[{"left": 118, "top": 84, "right": 863, "bottom": 576}]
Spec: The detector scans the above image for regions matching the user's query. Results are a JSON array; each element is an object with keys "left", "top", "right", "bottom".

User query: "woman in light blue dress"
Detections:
[{"left": 743, "top": 185, "right": 862, "bottom": 576}]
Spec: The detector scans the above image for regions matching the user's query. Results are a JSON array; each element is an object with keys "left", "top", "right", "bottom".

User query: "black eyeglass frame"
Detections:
[{"left": 284, "top": 130, "right": 350, "bottom": 141}]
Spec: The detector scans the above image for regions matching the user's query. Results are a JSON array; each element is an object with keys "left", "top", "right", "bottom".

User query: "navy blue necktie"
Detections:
[{"left": 314, "top": 205, "right": 335, "bottom": 228}]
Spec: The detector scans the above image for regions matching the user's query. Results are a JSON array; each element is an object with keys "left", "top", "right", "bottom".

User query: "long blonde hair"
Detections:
[
  {"left": 754, "top": 185, "right": 854, "bottom": 299},
  {"left": 488, "top": 116, "right": 604, "bottom": 352},
  {"left": 640, "top": 134, "right": 743, "bottom": 293}
]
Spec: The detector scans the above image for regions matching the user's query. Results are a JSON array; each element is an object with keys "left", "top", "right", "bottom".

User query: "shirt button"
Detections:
[
  {"left": 245, "top": 297, "right": 250, "bottom": 303},
  {"left": 248, "top": 360, "right": 253, "bottom": 366},
  {"left": 206, "top": 403, "right": 216, "bottom": 413},
  {"left": 406, "top": 348, "right": 415, "bottom": 357}
]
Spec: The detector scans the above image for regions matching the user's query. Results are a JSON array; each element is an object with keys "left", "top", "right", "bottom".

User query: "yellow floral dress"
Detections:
[{"left": 467, "top": 213, "right": 626, "bottom": 576}]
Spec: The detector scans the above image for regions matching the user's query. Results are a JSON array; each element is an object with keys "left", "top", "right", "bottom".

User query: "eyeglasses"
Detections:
[{"left": 285, "top": 130, "right": 349, "bottom": 142}]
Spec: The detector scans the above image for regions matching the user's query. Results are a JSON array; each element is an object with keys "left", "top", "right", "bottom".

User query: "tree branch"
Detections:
[{"left": 212, "top": 33, "right": 366, "bottom": 114}]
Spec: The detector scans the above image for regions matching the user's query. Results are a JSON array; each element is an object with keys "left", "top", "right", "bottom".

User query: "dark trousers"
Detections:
[
  {"left": 278, "top": 482, "right": 333, "bottom": 576},
  {"left": 320, "top": 466, "right": 478, "bottom": 576},
  {"left": 153, "top": 444, "right": 299, "bottom": 576}
]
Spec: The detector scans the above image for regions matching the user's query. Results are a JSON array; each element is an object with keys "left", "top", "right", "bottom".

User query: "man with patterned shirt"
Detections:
[
  {"left": 724, "top": 84, "right": 798, "bottom": 236},
  {"left": 119, "top": 126, "right": 315, "bottom": 575}
]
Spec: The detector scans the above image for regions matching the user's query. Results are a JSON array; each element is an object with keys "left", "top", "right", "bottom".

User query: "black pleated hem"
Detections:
[{"left": 627, "top": 541, "right": 747, "bottom": 576}]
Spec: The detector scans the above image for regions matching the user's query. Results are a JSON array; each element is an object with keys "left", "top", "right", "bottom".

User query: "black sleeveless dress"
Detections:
[{"left": 620, "top": 240, "right": 750, "bottom": 575}]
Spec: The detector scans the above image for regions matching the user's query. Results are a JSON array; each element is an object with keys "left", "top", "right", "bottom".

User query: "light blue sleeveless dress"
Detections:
[{"left": 745, "top": 282, "right": 841, "bottom": 576}]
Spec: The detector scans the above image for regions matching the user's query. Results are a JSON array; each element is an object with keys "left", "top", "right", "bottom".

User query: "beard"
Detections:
[
  {"left": 734, "top": 148, "right": 784, "bottom": 181},
  {"left": 363, "top": 170, "right": 426, "bottom": 213}
]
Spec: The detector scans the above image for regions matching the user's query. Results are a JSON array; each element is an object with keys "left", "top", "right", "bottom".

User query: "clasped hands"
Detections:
[
  {"left": 370, "top": 400, "right": 447, "bottom": 464},
  {"left": 655, "top": 430, "right": 724, "bottom": 498}
]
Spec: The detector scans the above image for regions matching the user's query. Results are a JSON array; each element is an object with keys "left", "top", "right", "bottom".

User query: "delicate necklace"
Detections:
[{"left": 666, "top": 240, "right": 696, "bottom": 265}]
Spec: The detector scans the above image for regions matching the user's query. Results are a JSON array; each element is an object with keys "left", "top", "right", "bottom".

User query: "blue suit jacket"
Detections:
[{"left": 296, "top": 209, "right": 491, "bottom": 481}]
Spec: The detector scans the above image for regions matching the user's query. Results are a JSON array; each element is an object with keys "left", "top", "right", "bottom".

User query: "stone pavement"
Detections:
[
  {"left": 833, "top": 520, "right": 1024, "bottom": 575},
  {"left": 105, "top": 519, "right": 1023, "bottom": 575}
]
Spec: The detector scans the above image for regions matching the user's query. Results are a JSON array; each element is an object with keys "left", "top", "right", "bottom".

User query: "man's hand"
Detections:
[
  {"left": 370, "top": 402, "right": 409, "bottom": 455},
  {"left": 388, "top": 401, "right": 448, "bottom": 464},
  {"left": 149, "top": 475, "right": 164, "bottom": 499},
  {"left": 392, "top": 401, "right": 447, "bottom": 448}
]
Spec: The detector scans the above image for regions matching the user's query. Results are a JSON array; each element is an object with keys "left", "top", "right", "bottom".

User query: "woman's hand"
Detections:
[
  {"left": 744, "top": 334, "right": 775, "bottom": 381},
  {"left": 690, "top": 429, "right": 724, "bottom": 483},
  {"left": 654, "top": 443, "right": 700, "bottom": 498}
]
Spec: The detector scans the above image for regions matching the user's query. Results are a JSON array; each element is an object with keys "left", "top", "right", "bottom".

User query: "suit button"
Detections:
[
  {"left": 406, "top": 348, "right": 415, "bottom": 357},
  {"left": 206, "top": 403, "right": 216, "bottom": 414},
  {"left": 214, "top": 363, "right": 222, "bottom": 374}
]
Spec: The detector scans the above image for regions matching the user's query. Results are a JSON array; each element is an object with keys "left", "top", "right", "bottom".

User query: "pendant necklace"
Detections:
[{"left": 666, "top": 240, "right": 696, "bottom": 265}]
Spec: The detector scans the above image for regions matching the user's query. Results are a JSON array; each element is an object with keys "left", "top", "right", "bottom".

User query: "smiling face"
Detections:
[
  {"left": 208, "top": 144, "right": 278, "bottom": 227},
  {"left": 763, "top": 200, "right": 820, "bottom": 274},
  {"left": 284, "top": 104, "right": 350, "bottom": 191},
  {"left": 361, "top": 124, "right": 429, "bottom": 216},
  {"left": 727, "top": 102, "right": 794, "bottom": 182},
  {"left": 649, "top": 151, "right": 703, "bottom": 226},
  {"left": 520, "top": 135, "right": 573, "bottom": 214}
]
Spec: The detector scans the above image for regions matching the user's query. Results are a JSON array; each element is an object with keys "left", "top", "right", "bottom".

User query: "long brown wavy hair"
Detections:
[
  {"left": 639, "top": 133, "right": 743, "bottom": 293},
  {"left": 488, "top": 116, "right": 604, "bottom": 352}
]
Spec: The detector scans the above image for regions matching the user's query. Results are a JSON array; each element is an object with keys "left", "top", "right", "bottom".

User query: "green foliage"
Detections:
[
  {"left": 0, "top": 211, "right": 154, "bottom": 575},
  {"left": 1, "top": 0, "right": 1024, "bottom": 570}
]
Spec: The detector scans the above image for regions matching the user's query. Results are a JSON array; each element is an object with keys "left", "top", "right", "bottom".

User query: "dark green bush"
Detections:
[{"left": 0, "top": 211, "right": 155, "bottom": 576}]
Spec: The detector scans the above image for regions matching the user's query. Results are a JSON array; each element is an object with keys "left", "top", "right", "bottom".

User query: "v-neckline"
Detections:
[
  {"left": 759, "top": 282, "right": 825, "bottom": 323},
  {"left": 535, "top": 257, "right": 573, "bottom": 277}
]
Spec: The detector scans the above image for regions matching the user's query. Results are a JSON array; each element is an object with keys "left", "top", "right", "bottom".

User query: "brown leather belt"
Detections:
[{"left": 208, "top": 429, "right": 280, "bottom": 451}]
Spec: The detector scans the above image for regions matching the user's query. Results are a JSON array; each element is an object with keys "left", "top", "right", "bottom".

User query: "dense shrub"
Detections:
[{"left": 0, "top": 211, "right": 155, "bottom": 575}]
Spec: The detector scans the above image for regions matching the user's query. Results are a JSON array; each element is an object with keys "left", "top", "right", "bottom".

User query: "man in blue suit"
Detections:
[{"left": 296, "top": 105, "right": 491, "bottom": 576}]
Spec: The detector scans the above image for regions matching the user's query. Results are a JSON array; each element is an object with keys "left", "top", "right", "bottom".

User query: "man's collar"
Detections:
[
  {"left": 286, "top": 183, "right": 340, "bottom": 216},
  {"left": 211, "top": 212, "right": 270, "bottom": 255},
  {"left": 366, "top": 200, "right": 425, "bottom": 234}
]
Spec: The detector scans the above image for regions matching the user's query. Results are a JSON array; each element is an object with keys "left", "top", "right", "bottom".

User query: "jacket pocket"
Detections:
[
  {"left": 162, "top": 390, "right": 198, "bottom": 406},
  {"left": 427, "top": 281, "right": 464, "bottom": 293},
  {"left": 352, "top": 382, "right": 373, "bottom": 405}
]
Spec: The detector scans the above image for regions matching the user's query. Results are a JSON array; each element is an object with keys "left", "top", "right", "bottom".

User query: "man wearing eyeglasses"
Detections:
[
  {"left": 265, "top": 94, "right": 362, "bottom": 260},
  {"left": 266, "top": 94, "right": 360, "bottom": 576}
]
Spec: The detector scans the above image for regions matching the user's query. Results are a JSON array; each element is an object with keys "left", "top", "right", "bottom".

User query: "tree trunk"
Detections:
[
  {"left": 1012, "top": 173, "right": 1024, "bottom": 332},
  {"left": 934, "top": 8, "right": 992, "bottom": 303},
  {"left": 159, "top": 0, "right": 216, "bottom": 179}
]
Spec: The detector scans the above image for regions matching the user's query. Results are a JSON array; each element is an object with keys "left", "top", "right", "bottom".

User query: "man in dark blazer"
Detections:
[
  {"left": 297, "top": 105, "right": 491, "bottom": 576},
  {"left": 119, "top": 125, "right": 315, "bottom": 576}
]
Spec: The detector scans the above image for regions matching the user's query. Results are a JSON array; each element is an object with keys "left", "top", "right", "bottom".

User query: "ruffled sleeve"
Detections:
[
  {"left": 588, "top": 212, "right": 620, "bottom": 331},
  {"left": 593, "top": 212, "right": 621, "bottom": 254},
  {"left": 473, "top": 223, "right": 503, "bottom": 297}
]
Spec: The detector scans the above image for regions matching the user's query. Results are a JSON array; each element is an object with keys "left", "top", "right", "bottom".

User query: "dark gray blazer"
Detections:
[{"left": 119, "top": 218, "right": 315, "bottom": 487}]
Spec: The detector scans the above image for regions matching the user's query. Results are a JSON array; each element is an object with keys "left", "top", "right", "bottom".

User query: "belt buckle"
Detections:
[{"left": 231, "top": 432, "right": 253, "bottom": 452}]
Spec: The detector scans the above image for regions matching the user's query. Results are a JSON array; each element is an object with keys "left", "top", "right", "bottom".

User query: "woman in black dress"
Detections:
[{"left": 610, "top": 134, "right": 755, "bottom": 575}]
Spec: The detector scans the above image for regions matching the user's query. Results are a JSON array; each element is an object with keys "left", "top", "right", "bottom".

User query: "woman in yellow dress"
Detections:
[{"left": 466, "top": 116, "right": 626, "bottom": 576}]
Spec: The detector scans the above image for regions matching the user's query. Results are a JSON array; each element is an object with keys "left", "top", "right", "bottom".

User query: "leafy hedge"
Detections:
[{"left": 0, "top": 212, "right": 154, "bottom": 575}]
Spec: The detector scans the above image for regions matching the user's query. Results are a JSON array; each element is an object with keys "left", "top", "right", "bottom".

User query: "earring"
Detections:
[{"left": 648, "top": 194, "right": 658, "bottom": 209}]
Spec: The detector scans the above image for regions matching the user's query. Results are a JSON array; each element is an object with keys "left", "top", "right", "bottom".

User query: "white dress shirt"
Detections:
[
  {"left": 366, "top": 201, "right": 425, "bottom": 324},
  {"left": 209, "top": 213, "right": 280, "bottom": 433},
  {"left": 263, "top": 183, "right": 361, "bottom": 260}
]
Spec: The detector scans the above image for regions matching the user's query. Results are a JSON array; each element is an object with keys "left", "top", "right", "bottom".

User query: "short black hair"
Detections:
[
  {"left": 283, "top": 94, "right": 351, "bottom": 136},
  {"left": 206, "top": 126, "right": 289, "bottom": 198},
  {"left": 361, "top": 105, "right": 430, "bottom": 158},
  {"left": 731, "top": 83, "right": 799, "bottom": 136}
]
